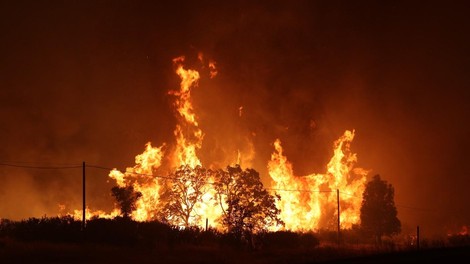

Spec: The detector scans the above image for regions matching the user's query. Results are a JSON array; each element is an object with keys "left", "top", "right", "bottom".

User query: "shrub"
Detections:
[{"left": 259, "top": 230, "right": 319, "bottom": 250}]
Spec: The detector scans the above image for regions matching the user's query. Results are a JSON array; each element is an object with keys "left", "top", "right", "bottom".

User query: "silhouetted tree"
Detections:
[
  {"left": 159, "top": 165, "right": 211, "bottom": 228},
  {"left": 213, "top": 164, "right": 284, "bottom": 243},
  {"left": 111, "top": 185, "right": 142, "bottom": 219},
  {"left": 360, "top": 174, "right": 401, "bottom": 244}
]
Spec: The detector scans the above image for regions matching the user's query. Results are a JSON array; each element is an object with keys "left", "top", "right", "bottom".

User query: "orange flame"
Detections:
[
  {"left": 107, "top": 142, "right": 166, "bottom": 221},
  {"left": 66, "top": 54, "right": 369, "bottom": 233},
  {"left": 169, "top": 56, "right": 203, "bottom": 169},
  {"left": 103, "top": 55, "right": 221, "bottom": 226},
  {"left": 268, "top": 130, "right": 368, "bottom": 231}
]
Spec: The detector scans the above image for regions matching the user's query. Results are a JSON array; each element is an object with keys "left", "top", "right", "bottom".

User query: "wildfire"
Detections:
[
  {"left": 268, "top": 130, "right": 368, "bottom": 231},
  {"left": 169, "top": 56, "right": 203, "bottom": 168},
  {"left": 101, "top": 55, "right": 221, "bottom": 226},
  {"left": 447, "top": 225, "right": 469, "bottom": 236},
  {"left": 71, "top": 54, "right": 369, "bottom": 232},
  {"left": 107, "top": 142, "right": 165, "bottom": 221}
]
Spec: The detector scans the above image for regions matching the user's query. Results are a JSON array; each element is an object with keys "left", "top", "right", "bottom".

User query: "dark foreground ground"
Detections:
[
  {"left": 0, "top": 240, "right": 469, "bottom": 264},
  {"left": 321, "top": 246, "right": 470, "bottom": 263}
]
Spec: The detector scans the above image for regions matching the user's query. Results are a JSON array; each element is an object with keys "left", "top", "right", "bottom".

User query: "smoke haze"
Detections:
[{"left": 1, "top": 0, "right": 469, "bottom": 236}]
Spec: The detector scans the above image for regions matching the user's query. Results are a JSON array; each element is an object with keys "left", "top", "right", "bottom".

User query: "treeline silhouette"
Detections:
[
  {"left": 1, "top": 215, "right": 469, "bottom": 252},
  {"left": 0, "top": 216, "right": 321, "bottom": 250},
  {"left": 2, "top": 216, "right": 470, "bottom": 264}
]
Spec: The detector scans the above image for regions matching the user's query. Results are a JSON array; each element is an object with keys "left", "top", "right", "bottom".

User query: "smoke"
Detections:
[
  {"left": 0, "top": 1, "right": 469, "bottom": 236},
  {"left": 185, "top": 1, "right": 470, "bottom": 236},
  {"left": 0, "top": 168, "right": 81, "bottom": 220}
]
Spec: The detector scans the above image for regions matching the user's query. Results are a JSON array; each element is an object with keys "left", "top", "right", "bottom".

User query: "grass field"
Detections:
[
  {"left": 1, "top": 217, "right": 469, "bottom": 263},
  {"left": 1, "top": 238, "right": 469, "bottom": 264}
]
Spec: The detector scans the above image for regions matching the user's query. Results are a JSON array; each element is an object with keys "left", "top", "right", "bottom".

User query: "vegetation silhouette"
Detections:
[
  {"left": 111, "top": 185, "right": 142, "bottom": 219},
  {"left": 360, "top": 174, "right": 401, "bottom": 244},
  {"left": 159, "top": 165, "right": 210, "bottom": 228},
  {"left": 1, "top": 170, "right": 468, "bottom": 263},
  {"left": 0, "top": 215, "right": 469, "bottom": 264},
  {"left": 213, "top": 164, "right": 284, "bottom": 246},
  {"left": 116, "top": 163, "right": 285, "bottom": 248}
]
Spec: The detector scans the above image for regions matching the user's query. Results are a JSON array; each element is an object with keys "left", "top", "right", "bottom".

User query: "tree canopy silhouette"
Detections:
[
  {"left": 213, "top": 164, "right": 284, "bottom": 241},
  {"left": 111, "top": 185, "right": 142, "bottom": 219},
  {"left": 360, "top": 174, "right": 401, "bottom": 243},
  {"left": 159, "top": 165, "right": 211, "bottom": 228}
]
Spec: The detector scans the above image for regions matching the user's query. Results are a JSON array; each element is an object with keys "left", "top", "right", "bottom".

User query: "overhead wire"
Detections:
[
  {"left": 0, "top": 161, "right": 444, "bottom": 213},
  {"left": 0, "top": 162, "right": 82, "bottom": 169},
  {"left": 0, "top": 160, "right": 82, "bottom": 166}
]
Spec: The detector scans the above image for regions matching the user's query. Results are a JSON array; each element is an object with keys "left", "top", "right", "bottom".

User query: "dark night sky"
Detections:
[{"left": 1, "top": 0, "right": 469, "bottom": 237}]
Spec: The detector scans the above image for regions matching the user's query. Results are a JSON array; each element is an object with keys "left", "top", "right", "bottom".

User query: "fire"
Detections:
[
  {"left": 447, "top": 225, "right": 469, "bottom": 236},
  {"left": 169, "top": 56, "right": 203, "bottom": 168},
  {"left": 101, "top": 55, "right": 221, "bottom": 227},
  {"left": 268, "top": 130, "right": 368, "bottom": 231},
  {"left": 71, "top": 208, "right": 121, "bottom": 220},
  {"left": 461, "top": 226, "right": 469, "bottom": 236},
  {"left": 106, "top": 142, "right": 165, "bottom": 221},
  {"left": 69, "top": 54, "right": 368, "bottom": 232},
  {"left": 168, "top": 56, "right": 221, "bottom": 226}
]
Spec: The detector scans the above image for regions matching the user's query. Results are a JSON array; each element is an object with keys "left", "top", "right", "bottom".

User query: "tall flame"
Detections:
[
  {"left": 167, "top": 56, "right": 222, "bottom": 227},
  {"left": 268, "top": 130, "right": 368, "bottom": 231},
  {"left": 108, "top": 142, "right": 165, "bottom": 221},
  {"left": 100, "top": 55, "right": 221, "bottom": 227},
  {"left": 169, "top": 56, "right": 203, "bottom": 168},
  {"left": 70, "top": 55, "right": 368, "bottom": 232}
]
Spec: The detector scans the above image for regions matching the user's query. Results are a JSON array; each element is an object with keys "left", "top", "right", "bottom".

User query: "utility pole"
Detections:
[
  {"left": 82, "top": 161, "right": 86, "bottom": 230},
  {"left": 337, "top": 189, "right": 340, "bottom": 245}
]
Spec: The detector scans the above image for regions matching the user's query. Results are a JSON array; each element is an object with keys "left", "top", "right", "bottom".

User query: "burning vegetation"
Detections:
[{"left": 71, "top": 54, "right": 369, "bottom": 234}]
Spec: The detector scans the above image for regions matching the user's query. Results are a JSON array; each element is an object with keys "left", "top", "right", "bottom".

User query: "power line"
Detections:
[
  {"left": 0, "top": 162, "right": 82, "bottom": 169},
  {"left": 338, "top": 191, "right": 361, "bottom": 198},
  {"left": 0, "top": 162, "right": 364, "bottom": 194},
  {"left": 0, "top": 161, "right": 449, "bottom": 214},
  {"left": 85, "top": 164, "right": 115, "bottom": 171},
  {"left": 266, "top": 188, "right": 333, "bottom": 193},
  {"left": 86, "top": 164, "right": 192, "bottom": 181},
  {"left": 0, "top": 160, "right": 82, "bottom": 166}
]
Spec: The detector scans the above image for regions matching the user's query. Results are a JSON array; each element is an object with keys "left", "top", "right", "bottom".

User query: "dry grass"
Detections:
[
  {"left": 2, "top": 238, "right": 467, "bottom": 264},
  {"left": 1, "top": 218, "right": 469, "bottom": 264}
]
